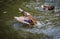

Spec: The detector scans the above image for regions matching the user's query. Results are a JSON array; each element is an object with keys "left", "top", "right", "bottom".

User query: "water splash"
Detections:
[{"left": 34, "top": 21, "right": 45, "bottom": 28}]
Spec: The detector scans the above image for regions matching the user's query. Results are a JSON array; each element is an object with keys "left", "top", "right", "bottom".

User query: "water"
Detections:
[
  {"left": 1, "top": 1, "right": 60, "bottom": 39},
  {"left": 26, "top": 0, "right": 60, "bottom": 13},
  {"left": 8, "top": 8, "right": 59, "bottom": 39},
  {"left": 12, "top": 11, "right": 60, "bottom": 39}
]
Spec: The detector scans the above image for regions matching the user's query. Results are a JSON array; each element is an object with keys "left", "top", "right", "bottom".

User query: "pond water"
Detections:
[
  {"left": 11, "top": 11, "right": 60, "bottom": 39},
  {"left": 1, "top": 10, "right": 60, "bottom": 39},
  {"left": 0, "top": 1, "right": 60, "bottom": 39}
]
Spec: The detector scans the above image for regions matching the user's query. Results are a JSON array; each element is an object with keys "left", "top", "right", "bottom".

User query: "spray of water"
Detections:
[{"left": 34, "top": 21, "right": 45, "bottom": 28}]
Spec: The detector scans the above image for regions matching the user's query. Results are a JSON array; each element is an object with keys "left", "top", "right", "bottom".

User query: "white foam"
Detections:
[
  {"left": 34, "top": 21, "right": 45, "bottom": 28},
  {"left": 3, "top": 11, "right": 7, "bottom": 13}
]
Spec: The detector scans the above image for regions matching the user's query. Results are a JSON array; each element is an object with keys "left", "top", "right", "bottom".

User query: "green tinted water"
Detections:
[{"left": 0, "top": 1, "right": 60, "bottom": 39}]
